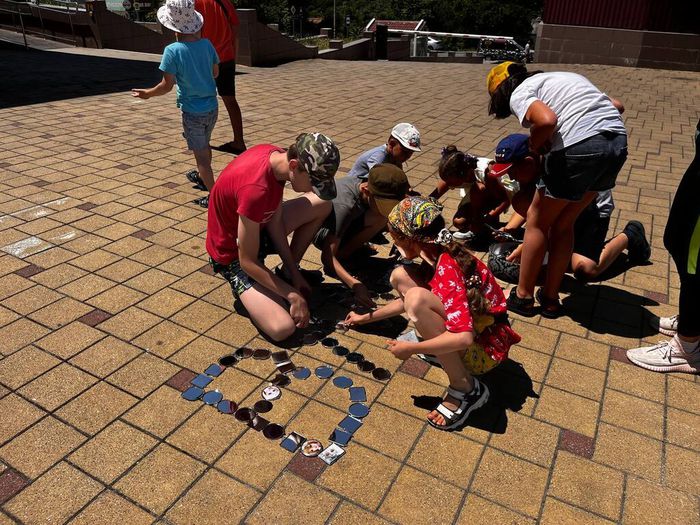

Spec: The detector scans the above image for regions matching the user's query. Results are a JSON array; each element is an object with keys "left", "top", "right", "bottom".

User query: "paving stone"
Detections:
[
  {"left": 56, "top": 381, "right": 138, "bottom": 434},
  {"left": 540, "top": 498, "right": 615, "bottom": 524},
  {"left": 0, "top": 468, "right": 30, "bottom": 505},
  {"left": 70, "top": 490, "right": 155, "bottom": 525},
  {"left": 0, "top": 416, "right": 86, "bottom": 478},
  {"left": 471, "top": 448, "right": 549, "bottom": 517},
  {"left": 593, "top": 423, "right": 662, "bottom": 481},
  {"left": 113, "top": 443, "right": 206, "bottom": 514},
  {"left": 379, "top": 465, "right": 464, "bottom": 524},
  {"left": 0, "top": 345, "right": 60, "bottom": 390},
  {"left": 0, "top": 394, "right": 46, "bottom": 444},
  {"left": 123, "top": 385, "right": 198, "bottom": 438},
  {"left": 68, "top": 421, "right": 157, "bottom": 484},
  {"left": 4, "top": 462, "right": 102, "bottom": 524},
  {"left": 166, "top": 407, "right": 246, "bottom": 463},
  {"left": 166, "top": 469, "right": 260, "bottom": 525},
  {"left": 106, "top": 351, "right": 179, "bottom": 398},
  {"left": 534, "top": 386, "right": 600, "bottom": 437},
  {"left": 35, "top": 321, "right": 106, "bottom": 359},
  {"left": 246, "top": 472, "right": 339, "bottom": 525},
  {"left": 18, "top": 363, "right": 97, "bottom": 411},
  {"left": 549, "top": 451, "right": 624, "bottom": 520},
  {"left": 622, "top": 477, "right": 699, "bottom": 524},
  {"left": 456, "top": 494, "right": 535, "bottom": 525},
  {"left": 69, "top": 336, "right": 142, "bottom": 377}
]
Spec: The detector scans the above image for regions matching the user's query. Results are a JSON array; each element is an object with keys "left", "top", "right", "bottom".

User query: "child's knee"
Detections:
[
  {"left": 404, "top": 287, "right": 431, "bottom": 313},
  {"left": 573, "top": 260, "right": 598, "bottom": 280},
  {"left": 452, "top": 215, "right": 468, "bottom": 229},
  {"left": 389, "top": 266, "right": 408, "bottom": 289},
  {"left": 266, "top": 318, "right": 297, "bottom": 342}
]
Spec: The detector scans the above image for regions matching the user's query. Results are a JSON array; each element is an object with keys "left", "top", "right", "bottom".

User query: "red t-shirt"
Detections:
[
  {"left": 195, "top": 0, "right": 239, "bottom": 63},
  {"left": 206, "top": 144, "right": 286, "bottom": 264},
  {"left": 429, "top": 253, "right": 518, "bottom": 362}
]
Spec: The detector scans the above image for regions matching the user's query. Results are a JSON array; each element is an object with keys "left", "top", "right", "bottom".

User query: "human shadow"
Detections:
[
  {"left": 411, "top": 358, "right": 537, "bottom": 434},
  {"left": 560, "top": 281, "right": 660, "bottom": 339}
]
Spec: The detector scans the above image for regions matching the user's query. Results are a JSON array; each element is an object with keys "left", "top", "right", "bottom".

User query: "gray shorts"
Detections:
[
  {"left": 540, "top": 132, "right": 627, "bottom": 201},
  {"left": 182, "top": 108, "right": 218, "bottom": 151}
]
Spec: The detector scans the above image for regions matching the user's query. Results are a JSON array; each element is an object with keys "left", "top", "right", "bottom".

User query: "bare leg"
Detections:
[
  {"left": 221, "top": 95, "right": 245, "bottom": 149},
  {"left": 542, "top": 192, "right": 596, "bottom": 299},
  {"left": 389, "top": 264, "right": 429, "bottom": 297},
  {"left": 402, "top": 287, "right": 473, "bottom": 426},
  {"left": 517, "top": 189, "right": 568, "bottom": 299},
  {"left": 572, "top": 232, "right": 628, "bottom": 280},
  {"left": 192, "top": 147, "right": 215, "bottom": 191},
  {"left": 280, "top": 193, "right": 332, "bottom": 264},
  {"left": 239, "top": 283, "right": 296, "bottom": 341}
]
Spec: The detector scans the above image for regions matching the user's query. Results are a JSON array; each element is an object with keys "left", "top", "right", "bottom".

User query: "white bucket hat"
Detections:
[
  {"left": 391, "top": 122, "right": 421, "bottom": 152},
  {"left": 157, "top": 0, "right": 203, "bottom": 34}
]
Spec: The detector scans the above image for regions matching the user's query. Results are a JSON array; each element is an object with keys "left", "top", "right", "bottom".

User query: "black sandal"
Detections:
[
  {"left": 536, "top": 288, "right": 563, "bottom": 319},
  {"left": 506, "top": 287, "right": 538, "bottom": 317},
  {"left": 192, "top": 195, "right": 209, "bottom": 209}
]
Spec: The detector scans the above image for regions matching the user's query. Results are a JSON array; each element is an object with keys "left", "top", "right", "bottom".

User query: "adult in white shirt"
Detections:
[{"left": 486, "top": 61, "right": 627, "bottom": 318}]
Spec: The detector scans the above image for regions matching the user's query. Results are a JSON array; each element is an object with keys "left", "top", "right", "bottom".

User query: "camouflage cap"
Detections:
[{"left": 295, "top": 132, "right": 340, "bottom": 200}]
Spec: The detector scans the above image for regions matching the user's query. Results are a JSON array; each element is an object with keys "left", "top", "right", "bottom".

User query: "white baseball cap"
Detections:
[{"left": 391, "top": 123, "right": 421, "bottom": 152}]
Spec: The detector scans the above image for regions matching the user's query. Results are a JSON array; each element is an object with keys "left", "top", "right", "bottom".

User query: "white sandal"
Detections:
[{"left": 428, "top": 379, "right": 490, "bottom": 431}]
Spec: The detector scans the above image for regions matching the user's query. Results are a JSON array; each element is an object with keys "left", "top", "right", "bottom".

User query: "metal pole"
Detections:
[
  {"left": 332, "top": 0, "right": 335, "bottom": 39},
  {"left": 18, "top": 8, "right": 28, "bottom": 49}
]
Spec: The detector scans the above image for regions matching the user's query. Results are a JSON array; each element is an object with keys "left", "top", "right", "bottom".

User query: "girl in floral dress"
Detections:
[{"left": 345, "top": 197, "right": 521, "bottom": 430}]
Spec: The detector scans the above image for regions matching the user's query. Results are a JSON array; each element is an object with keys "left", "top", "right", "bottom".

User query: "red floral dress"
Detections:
[{"left": 429, "top": 253, "right": 521, "bottom": 372}]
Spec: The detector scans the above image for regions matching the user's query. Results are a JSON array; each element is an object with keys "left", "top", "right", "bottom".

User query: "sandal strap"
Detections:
[
  {"left": 446, "top": 386, "right": 469, "bottom": 400},
  {"left": 436, "top": 403, "right": 457, "bottom": 420}
]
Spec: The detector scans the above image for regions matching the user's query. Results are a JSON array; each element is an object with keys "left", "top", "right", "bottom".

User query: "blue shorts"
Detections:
[
  {"left": 540, "top": 132, "right": 628, "bottom": 201},
  {"left": 182, "top": 108, "right": 217, "bottom": 151}
]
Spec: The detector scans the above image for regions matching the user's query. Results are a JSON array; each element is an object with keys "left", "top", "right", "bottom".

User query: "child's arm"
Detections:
[
  {"left": 212, "top": 63, "right": 219, "bottom": 79},
  {"left": 345, "top": 298, "right": 405, "bottom": 326},
  {"left": 428, "top": 179, "right": 450, "bottom": 199},
  {"left": 609, "top": 96, "right": 624, "bottom": 114},
  {"left": 131, "top": 73, "right": 175, "bottom": 99},
  {"left": 484, "top": 175, "right": 510, "bottom": 218},
  {"left": 321, "top": 236, "right": 376, "bottom": 309}
]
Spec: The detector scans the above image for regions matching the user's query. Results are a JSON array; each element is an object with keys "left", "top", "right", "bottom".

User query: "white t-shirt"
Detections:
[{"left": 509, "top": 72, "right": 626, "bottom": 152}]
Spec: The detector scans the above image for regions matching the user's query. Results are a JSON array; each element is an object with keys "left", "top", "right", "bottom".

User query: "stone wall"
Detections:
[
  {"left": 237, "top": 9, "right": 317, "bottom": 67},
  {"left": 536, "top": 23, "right": 700, "bottom": 71}
]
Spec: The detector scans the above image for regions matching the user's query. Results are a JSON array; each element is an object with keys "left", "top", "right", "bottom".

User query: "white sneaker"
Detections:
[
  {"left": 627, "top": 337, "right": 700, "bottom": 374},
  {"left": 452, "top": 231, "right": 476, "bottom": 241},
  {"left": 654, "top": 315, "right": 678, "bottom": 336}
]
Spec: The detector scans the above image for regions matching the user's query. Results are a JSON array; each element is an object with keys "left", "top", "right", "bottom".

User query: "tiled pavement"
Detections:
[{"left": 0, "top": 41, "right": 699, "bottom": 524}]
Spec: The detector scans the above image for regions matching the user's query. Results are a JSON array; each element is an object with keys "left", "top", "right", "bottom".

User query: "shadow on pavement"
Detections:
[{"left": 0, "top": 41, "right": 245, "bottom": 109}]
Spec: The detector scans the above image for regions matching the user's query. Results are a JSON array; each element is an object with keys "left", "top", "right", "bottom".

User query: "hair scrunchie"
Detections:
[
  {"left": 465, "top": 274, "right": 482, "bottom": 289},
  {"left": 435, "top": 228, "right": 453, "bottom": 246}
]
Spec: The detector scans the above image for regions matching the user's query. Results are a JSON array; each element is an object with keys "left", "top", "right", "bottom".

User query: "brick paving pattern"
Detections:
[{"left": 0, "top": 43, "right": 699, "bottom": 524}]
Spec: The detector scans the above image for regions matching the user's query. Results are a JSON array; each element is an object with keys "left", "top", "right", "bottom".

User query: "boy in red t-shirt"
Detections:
[
  {"left": 195, "top": 0, "right": 245, "bottom": 154},
  {"left": 207, "top": 133, "right": 340, "bottom": 341}
]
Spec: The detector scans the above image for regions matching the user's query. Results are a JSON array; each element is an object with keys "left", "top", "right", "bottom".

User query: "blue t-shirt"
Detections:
[
  {"left": 347, "top": 145, "right": 389, "bottom": 179},
  {"left": 160, "top": 39, "right": 219, "bottom": 114}
]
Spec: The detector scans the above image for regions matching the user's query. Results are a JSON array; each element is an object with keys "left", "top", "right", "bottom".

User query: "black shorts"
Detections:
[
  {"left": 215, "top": 60, "right": 237, "bottom": 97},
  {"left": 573, "top": 205, "right": 610, "bottom": 263}
]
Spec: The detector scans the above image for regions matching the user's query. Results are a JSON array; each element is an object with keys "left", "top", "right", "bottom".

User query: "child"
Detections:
[
  {"left": 310, "top": 163, "right": 409, "bottom": 308},
  {"left": 347, "top": 123, "right": 421, "bottom": 179},
  {"left": 429, "top": 146, "right": 518, "bottom": 241},
  {"left": 132, "top": 0, "right": 219, "bottom": 209},
  {"left": 344, "top": 197, "right": 521, "bottom": 430},
  {"left": 207, "top": 133, "right": 340, "bottom": 342},
  {"left": 486, "top": 62, "right": 627, "bottom": 318}
]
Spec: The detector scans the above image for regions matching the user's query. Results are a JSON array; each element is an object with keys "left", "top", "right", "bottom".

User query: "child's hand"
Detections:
[
  {"left": 131, "top": 89, "right": 150, "bottom": 99},
  {"left": 386, "top": 340, "right": 416, "bottom": 360},
  {"left": 344, "top": 311, "right": 369, "bottom": 326},
  {"left": 352, "top": 283, "right": 376, "bottom": 309}
]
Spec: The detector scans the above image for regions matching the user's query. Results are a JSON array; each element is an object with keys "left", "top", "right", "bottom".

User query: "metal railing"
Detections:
[{"left": 0, "top": 0, "right": 83, "bottom": 46}]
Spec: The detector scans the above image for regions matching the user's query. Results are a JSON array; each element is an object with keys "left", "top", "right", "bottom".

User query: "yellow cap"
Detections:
[{"left": 486, "top": 61, "right": 515, "bottom": 95}]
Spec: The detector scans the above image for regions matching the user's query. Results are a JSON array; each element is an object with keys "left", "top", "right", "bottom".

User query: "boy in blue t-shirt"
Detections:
[{"left": 132, "top": 0, "right": 219, "bottom": 208}]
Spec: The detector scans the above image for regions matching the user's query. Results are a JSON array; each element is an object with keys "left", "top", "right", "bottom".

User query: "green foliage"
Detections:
[{"left": 235, "top": 0, "right": 541, "bottom": 43}]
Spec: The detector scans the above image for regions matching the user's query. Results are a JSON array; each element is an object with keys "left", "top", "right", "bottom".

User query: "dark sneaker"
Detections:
[
  {"left": 192, "top": 195, "right": 209, "bottom": 209},
  {"left": 623, "top": 220, "right": 651, "bottom": 263}
]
